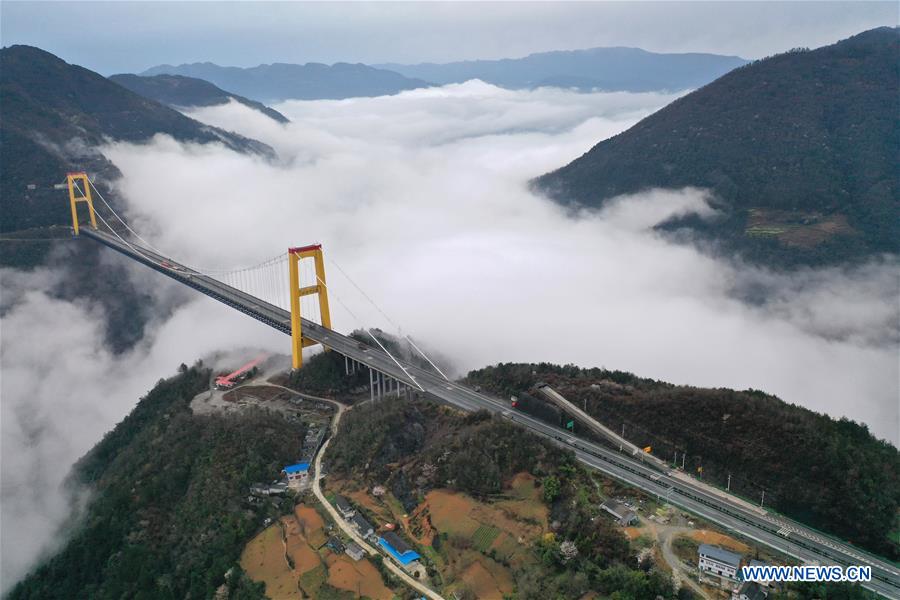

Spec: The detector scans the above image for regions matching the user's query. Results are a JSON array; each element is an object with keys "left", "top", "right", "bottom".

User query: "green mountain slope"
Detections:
[
  {"left": 465, "top": 362, "right": 900, "bottom": 560},
  {"left": 109, "top": 73, "right": 290, "bottom": 123},
  {"left": 0, "top": 45, "right": 273, "bottom": 234},
  {"left": 7, "top": 365, "right": 300, "bottom": 600},
  {"left": 533, "top": 27, "right": 900, "bottom": 266},
  {"left": 0, "top": 45, "right": 278, "bottom": 352}
]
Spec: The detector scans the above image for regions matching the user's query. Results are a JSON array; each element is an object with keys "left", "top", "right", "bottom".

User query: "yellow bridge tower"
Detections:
[
  {"left": 288, "top": 244, "right": 332, "bottom": 370},
  {"left": 66, "top": 172, "right": 97, "bottom": 235}
]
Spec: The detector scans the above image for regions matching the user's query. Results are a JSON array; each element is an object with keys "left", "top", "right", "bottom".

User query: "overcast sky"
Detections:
[{"left": 1, "top": 1, "right": 896, "bottom": 75}]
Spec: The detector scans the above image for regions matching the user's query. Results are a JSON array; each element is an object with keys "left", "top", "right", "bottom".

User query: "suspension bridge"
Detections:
[{"left": 63, "top": 172, "right": 900, "bottom": 597}]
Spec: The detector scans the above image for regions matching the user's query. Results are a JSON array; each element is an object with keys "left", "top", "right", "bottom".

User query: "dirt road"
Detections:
[{"left": 307, "top": 392, "right": 446, "bottom": 600}]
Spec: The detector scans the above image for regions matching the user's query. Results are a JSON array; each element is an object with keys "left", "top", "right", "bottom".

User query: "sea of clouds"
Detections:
[{"left": 1, "top": 81, "right": 897, "bottom": 590}]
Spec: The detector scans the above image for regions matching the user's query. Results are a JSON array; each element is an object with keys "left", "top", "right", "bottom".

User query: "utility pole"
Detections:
[
  {"left": 760, "top": 490, "right": 765, "bottom": 508},
  {"left": 681, "top": 454, "right": 686, "bottom": 470},
  {"left": 727, "top": 473, "right": 731, "bottom": 491}
]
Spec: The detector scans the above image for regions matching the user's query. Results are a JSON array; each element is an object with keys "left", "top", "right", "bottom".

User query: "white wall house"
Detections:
[
  {"left": 698, "top": 544, "right": 743, "bottom": 580},
  {"left": 282, "top": 462, "right": 310, "bottom": 490}
]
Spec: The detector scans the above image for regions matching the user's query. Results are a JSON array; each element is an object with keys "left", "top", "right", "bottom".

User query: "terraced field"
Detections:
[{"left": 472, "top": 525, "right": 501, "bottom": 552}]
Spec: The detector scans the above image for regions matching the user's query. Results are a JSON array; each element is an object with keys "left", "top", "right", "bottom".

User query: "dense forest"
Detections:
[
  {"left": 8, "top": 364, "right": 303, "bottom": 600},
  {"left": 533, "top": 27, "right": 900, "bottom": 267},
  {"left": 465, "top": 362, "right": 900, "bottom": 560}
]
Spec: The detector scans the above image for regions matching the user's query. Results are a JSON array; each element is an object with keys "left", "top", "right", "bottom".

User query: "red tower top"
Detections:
[{"left": 288, "top": 243, "right": 322, "bottom": 254}]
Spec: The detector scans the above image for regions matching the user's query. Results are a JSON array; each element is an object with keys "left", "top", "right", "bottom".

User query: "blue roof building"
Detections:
[
  {"left": 283, "top": 463, "right": 311, "bottom": 490},
  {"left": 378, "top": 532, "right": 421, "bottom": 565},
  {"left": 283, "top": 462, "right": 310, "bottom": 474}
]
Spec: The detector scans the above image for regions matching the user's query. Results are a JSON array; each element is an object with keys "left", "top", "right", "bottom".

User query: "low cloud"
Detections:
[
  {"left": 1, "top": 81, "right": 896, "bottom": 590},
  {"left": 107, "top": 83, "right": 896, "bottom": 443},
  {"left": 0, "top": 265, "right": 283, "bottom": 590}
]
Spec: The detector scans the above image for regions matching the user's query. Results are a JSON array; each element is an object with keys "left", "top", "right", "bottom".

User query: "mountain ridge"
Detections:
[
  {"left": 109, "top": 73, "right": 290, "bottom": 123},
  {"left": 0, "top": 45, "right": 274, "bottom": 234},
  {"left": 140, "top": 61, "right": 431, "bottom": 103},
  {"left": 375, "top": 45, "right": 748, "bottom": 92},
  {"left": 532, "top": 27, "right": 900, "bottom": 266}
]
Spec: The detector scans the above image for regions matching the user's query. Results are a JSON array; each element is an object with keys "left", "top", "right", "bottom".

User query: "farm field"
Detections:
[
  {"left": 459, "top": 557, "right": 515, "bottom": 599},
  {"left": 240, "top": 502, "right": 393, "bottom": 599},
  {"left": 324, "top": 474, "right": 549, "bottom": 597},
  {"left": 240, "top": 525, "right": 301, "bottom": 599},
  {"left": 492, "top": 472, "right": 549, "bottom": 525},
  {"left": 421, "top": 473, "right": 548, "bottom": 596},
  {"left": 325, "top": 552, "right": 393, "bottom": 599}
]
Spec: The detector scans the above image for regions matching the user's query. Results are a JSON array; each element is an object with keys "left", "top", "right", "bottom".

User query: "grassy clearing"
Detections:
[
  {"left": 472, "top": 525, "right": 501, "bottom": 552},
  {"left": 298, "top": 563, "right": 327, "bottom": 597},
  {"left": 889, "top": 527, "right": 900, "bottom": 546},
  {"left": 672, "top": 536, "right": 700, "bottom": 564}
]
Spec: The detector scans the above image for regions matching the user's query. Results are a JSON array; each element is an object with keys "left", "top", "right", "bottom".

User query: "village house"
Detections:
[
  {"left": 733, "top": 581, "right": 768, "bottom": 600},
  {"left": 600, "top": 499, "right": 639, "bottom": 526},
  {"left": 698, "top": 544, "right": 743, "bottom": 581},
  {"left": 351, "top": 513, "right": 375, "bottom": 540},
  {"left": 345, "top": 542, "right": 366, "bottom": 561},
  {"left": 378, "top": 531, "right": 422, "bottom": 574},
  {"left": 282, "top": 462, "right": 310, "bottom": 491},
  {"left": 334, "top": 495, "right": 356, "bottom": 519}
]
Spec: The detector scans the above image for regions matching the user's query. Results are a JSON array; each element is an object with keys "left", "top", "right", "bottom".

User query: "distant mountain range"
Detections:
[
  {"left": 140, "top": 61, "right": 431, "bottom": 103},
  {"left": 0, "top": 45, "right": 273, "bottom": 235},
  {"left": 533, "top": 27, "right": 900, "bottom": 266},
  {"left": 138, "top": 46, "right": 748, "bottom": 103},
  {"left": 376, "top": 46, "right": 748, "bottom": 92},
  {"left": 109, "top": 73, "right": 289, "bottom": 123}
]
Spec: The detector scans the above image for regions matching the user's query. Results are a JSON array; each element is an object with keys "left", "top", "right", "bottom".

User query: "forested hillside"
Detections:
[
  {"left": 465, "top": 362, "right": 900, "bottom": 560},
  {"left": 0, "top": 45, "right": 275, "bottom": 351},
  {"left": 110, "top": 73, "right": 290, "bottom": 123},
  {"left": 8, "top": 364, "right": 302, "bottom": 599},
  {"left": 533, "top": 27, "right": 900, "bottom": 266},
  {"left": 0, "top": 45, "right": 272, "bottom": 235}
]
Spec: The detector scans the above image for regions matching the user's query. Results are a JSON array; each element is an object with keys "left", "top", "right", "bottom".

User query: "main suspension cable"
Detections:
[
  {"left": 314, "top": 273, "right": 424, "bottom": 391},
  {"left": 329, "top": 258, "right": 450, "bottom": 381}
]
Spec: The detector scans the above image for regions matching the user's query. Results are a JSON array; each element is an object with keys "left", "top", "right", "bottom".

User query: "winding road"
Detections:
[{"left": 305, "top": 392, "right": 446, "bottom": 600}]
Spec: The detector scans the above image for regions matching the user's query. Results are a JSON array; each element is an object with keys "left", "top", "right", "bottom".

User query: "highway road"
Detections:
[{"left": 83, "top": 228, "right": 900, "bottom": 598}]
